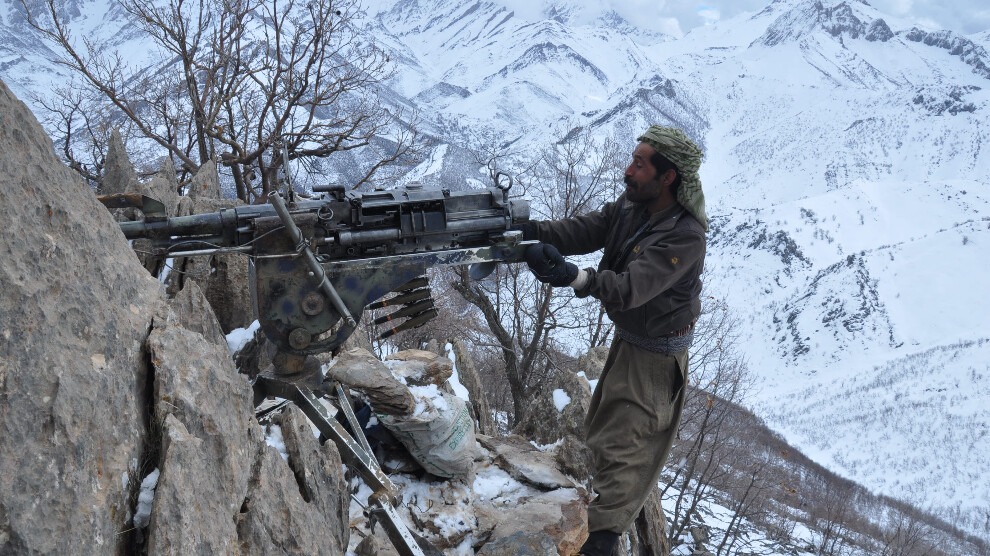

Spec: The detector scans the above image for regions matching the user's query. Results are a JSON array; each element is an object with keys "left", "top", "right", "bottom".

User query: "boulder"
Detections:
[
  {"left": 144, "top": 288, "right": 261, "bottom": 552},
  {"left": 328, "top": 347, "right": 417, "bottom": 416},
  {"left": 0, "top": 79, "right": 162, "bottom": 553},
  {"left": 132, "top": 158, "right": 179, "bottom": 218},
  {"left": 187, "top": 159, "right": 222, "bottom": 199},
  {"left": 101, "top": 128, "right": 138, "bottom": 195},
  {"left": 478, "top": 435, "right": 578, "bottom": 490},
  {"left": 474, "top": 488, "right": 587, "bottom": 556},
  {"left": 167, "top": 162, "right": 252, "bottom": 333},
  {"left": 553, "top": 433, "right": 595, "bottom": 484},
  {"left": 513, "top": 366, "right": 591, "bottom": 446},
  {"left": 385, "top": 348, "right": 453, "bottom": 386},
  {"left": 576, "top": 344, "right": 611, "bottom": 381},
  {"left": 237, "top": 406, "right": 348, "bottom": 554},
  {"left": 449, "top": 339, "right": 496, "bottom": 435},
  {"left": 146, "top": 280, "right": 349, "bottom": 554}
]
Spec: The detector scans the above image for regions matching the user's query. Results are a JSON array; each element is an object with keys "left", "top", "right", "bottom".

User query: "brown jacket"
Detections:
[{"left": 532, "top": 195, "right": 706, "bottom": 337}]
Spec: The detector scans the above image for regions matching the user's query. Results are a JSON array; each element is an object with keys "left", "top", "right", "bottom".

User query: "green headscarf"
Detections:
[{"left": 637, "top": 125, "right": 708, "bottom": 232}]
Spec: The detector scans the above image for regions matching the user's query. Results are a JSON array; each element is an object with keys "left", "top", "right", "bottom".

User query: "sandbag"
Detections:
[{"left": 377, "top": 389, "right": 476, "bottom": 479}]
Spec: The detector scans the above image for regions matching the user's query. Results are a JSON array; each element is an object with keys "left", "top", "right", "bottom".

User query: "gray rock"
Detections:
[
  {"left": 187, "top": 159, "right": 222, "bottom": 199},
  {"left": 474, "top": 488, "right": 587, "bottom": 556},
  {"left": 478, "top": 435, "right": 579, "bottom": 490},
  {"left": 513, "top": 366, "right": 591, "bottom": 446},
  {"left": 120, "top": 160, "right": 179, "bottom": 276},
  {"left": 165, "top": 191, "right": 252, "bottom": 333},
  {"left": 355, "top": 533, "right": 401, "bottom": 556},
  {"left": 576, "top": 344, "right": 610, "bottom": 381},
  {"left": 128, "top": 162, "right": 179, "bottom": 219},
  {"left": 168, "top": 279, "right": 227, "bottom": 346},
  {"left": 632, "top": 489, "right": 672, "bottom": 556},
  {"left": 450, "top": 339, "right": 495, "bottom": 435},
  {"left": 145, "top": 281, "right": 350, "bottom": 553},
  {"left": 101, "top": 128, "right": 138, "bottom": 195},
  {"left": 328, "top": 347, "right": 417, "bottom": 416},
  {"left": 237, "top": 406, "right": 348, "bottom": 554},
  {"left": 476, "top": 531, "right": 559, "bottom": 556},
  {"left": 0, "top": 79, "right": 163, "bottom": 553},
  {"left": 385, "top": 348, "right": 453, "bottom": 386},
  {"left": 553, "top": 433, "right": 594, "bottom": 483},
  {"left": 182, "top": 251, "right": 253, "bottom": 334},
  {"left": 145, "top": 299, "right": 261, "bottom": 552}
]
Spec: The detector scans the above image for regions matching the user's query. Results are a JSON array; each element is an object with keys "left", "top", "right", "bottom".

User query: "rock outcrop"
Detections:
[
  {"left": 513, "top": 366, "right": 592, "bottom": 446},
  {"left": 0, "top": 80, "right": 349, "bottom": 555},
  {"left": 0, "top": 79, "right": 162, "bottom": 553},
  {"left": 101, "top": 129, "right": 139, "bottom": 195},
  {"left": 166, "top": 161, "right": 252, "bottom": 333},
  {"left": 449, "top": 338, "right": 496, "bottom": 435}
]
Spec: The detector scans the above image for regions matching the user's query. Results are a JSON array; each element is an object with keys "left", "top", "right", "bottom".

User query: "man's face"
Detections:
[{"left": 624, "top": 142, "right": 667, "bottom": 205}]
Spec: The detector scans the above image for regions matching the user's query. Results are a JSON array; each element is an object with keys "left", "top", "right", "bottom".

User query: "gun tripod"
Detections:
[{"left": 254, "top": 370, "right": 439, "bottom": 556}]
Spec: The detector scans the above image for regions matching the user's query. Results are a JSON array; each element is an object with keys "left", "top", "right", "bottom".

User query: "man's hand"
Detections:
[{"left": 524, "top": 243, "right": 578, "bottom": 287}]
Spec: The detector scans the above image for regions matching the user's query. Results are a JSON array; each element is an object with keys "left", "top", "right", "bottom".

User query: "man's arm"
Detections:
[
  {"left": 529, "top": 201, "right": 616, "bottom": 256},
  {"left": 575, "top": 229, "right": 705, "bottom": 312}
]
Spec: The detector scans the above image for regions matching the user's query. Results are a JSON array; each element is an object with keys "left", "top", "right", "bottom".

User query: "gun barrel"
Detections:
[{"left": 118, "top": 211, "right": 232, "bottom": 242}]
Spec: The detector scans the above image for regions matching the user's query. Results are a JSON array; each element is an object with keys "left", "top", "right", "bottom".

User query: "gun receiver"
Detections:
[{"left": 106, "top": 183, "right": 531, "bottom": 356}]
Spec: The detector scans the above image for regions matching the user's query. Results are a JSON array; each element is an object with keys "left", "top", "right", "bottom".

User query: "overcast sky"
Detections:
[{"left": 493, "top": 0, "right": 990, "bottom": 37}]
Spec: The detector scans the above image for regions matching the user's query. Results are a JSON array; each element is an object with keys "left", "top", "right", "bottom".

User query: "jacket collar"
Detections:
[
  {"left": 646, "top": 202, "right": 686, "bottom": 231},
  {"left": 618, "top": 195, "right": 685, "bottom": 232}
]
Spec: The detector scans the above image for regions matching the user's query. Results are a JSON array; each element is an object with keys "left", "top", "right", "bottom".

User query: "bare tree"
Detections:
[
  {"left": 450, "top": 126, "right": 625, "bottom": 426},
  {"left": 24, "top": 0, "right": 415, "bottom": 200},
  {"left": 33, "top": 83, "right": 113, "bottom": 186},
  {"left": 879, "top": 512, "right": 935, "bottom": 556},
  {"left": 810, "top": 479, "right": 855, "bottom": 556},
  {"left": 713, "top": 454, "right": 775, "bottom": 555},
  {"left": 661, "top": 296, "right": 755, "bottom": 548}
]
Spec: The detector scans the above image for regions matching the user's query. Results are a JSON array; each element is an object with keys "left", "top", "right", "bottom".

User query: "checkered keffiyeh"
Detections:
[{"left": 637, "top": 125, "right": 708, "bottom": 231}]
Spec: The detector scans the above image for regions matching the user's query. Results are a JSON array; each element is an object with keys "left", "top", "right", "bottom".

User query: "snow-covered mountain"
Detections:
[
  {"left": 363, "top": 0, "right": 990, "bottom": 537},
  {"left": 3, "top": 0, "right": 988, "bottom": 541}
]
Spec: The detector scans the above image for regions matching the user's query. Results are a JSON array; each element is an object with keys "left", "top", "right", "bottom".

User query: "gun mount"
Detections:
[{"left": 105, "top": 183, "right": 531, "bottom": 356}]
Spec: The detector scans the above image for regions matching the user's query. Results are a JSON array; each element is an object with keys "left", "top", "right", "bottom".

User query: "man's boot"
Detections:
[{"left": 579, "top": 530, "right": 619, "bottom": 556}]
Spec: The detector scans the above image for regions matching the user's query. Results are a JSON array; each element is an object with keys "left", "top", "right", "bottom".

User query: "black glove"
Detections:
[{"left": 525, "top": 243, "right": 578, "bottom": 287}]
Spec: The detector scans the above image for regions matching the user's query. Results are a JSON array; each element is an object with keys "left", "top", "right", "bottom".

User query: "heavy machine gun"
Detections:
[
  {"left": 102, "top": 179, "right": 531, "bottom": 555},
  {"left": 105, "top": 179, "right": 530, "bottom": 356}
]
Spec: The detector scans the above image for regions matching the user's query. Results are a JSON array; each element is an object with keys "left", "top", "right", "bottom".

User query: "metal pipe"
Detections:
[{"left": 268, "top": 192, "right": 357, "bottom": 327}]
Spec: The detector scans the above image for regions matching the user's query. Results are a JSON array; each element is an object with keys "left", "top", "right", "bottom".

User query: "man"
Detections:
[{"left": 520, "top": 125, "right": 708, "bottom": 556}]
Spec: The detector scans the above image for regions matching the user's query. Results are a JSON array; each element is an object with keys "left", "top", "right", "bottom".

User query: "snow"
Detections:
[
  {"left": 470, "top": 464, "right": 531, "bottom": 503},
  {"left": 225, "top": 320, "right": 261, "bottom": 354},
  {"left": 132, "top": 468, "right": 160, "bottom": 529},
  {"left": 265, "top": 424, "right": 288, "bottom": 461},
  {"left": 577, "top": 371, "right": 598, "bottom": 394},
  {"left": 408, "top": 384, "right": 448, "bottom": 417},
  {"left": 552, "top": 388, "right": 571, "bottom": 412},
  {"left": 444, "top": 343, "right": 472, "bottom": 402}
]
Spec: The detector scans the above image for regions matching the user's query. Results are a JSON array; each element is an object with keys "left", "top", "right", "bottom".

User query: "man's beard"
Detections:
[{"left": 624, "top": 175, "right": 644, "bottom": 201}]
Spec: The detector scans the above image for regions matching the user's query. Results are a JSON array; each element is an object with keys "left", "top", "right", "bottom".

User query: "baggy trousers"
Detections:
[{"left": 585, "top": 337, "right": 688, "bottom": 534}]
